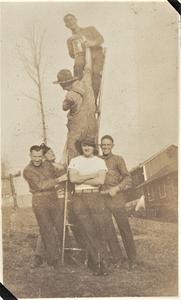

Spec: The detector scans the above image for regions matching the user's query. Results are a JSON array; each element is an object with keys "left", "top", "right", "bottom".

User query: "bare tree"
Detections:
[
  {"left": 1, "top": 159, "right": 10, "bottom": 178},
  {"left": 18, "top": 26, "right": 47, "bottom": 144}
]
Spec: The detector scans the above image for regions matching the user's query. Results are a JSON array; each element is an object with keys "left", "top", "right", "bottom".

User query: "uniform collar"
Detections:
[
  {"left": 101, "top": 152, "right": 113, "bottom": 160},
  {"left": 30, "top": 161, "right": 43, "bottom": 168}
]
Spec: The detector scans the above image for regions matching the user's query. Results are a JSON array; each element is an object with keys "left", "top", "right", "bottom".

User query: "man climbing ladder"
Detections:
[{"left": 54, "top": 46, "right": 99, "bottom": 162}]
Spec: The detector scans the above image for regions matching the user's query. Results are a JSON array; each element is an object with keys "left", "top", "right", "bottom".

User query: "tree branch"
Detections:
[
  {"left": 18, "top": 26, "right": 48, "bottom": 144},
  {"left": 22, "top": 93, "right": 39, "bottom": 102}
]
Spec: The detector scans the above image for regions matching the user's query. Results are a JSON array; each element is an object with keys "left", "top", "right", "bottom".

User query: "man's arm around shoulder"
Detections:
[{"left": 23, "top": 164, "right": 66, "bottom": 192}]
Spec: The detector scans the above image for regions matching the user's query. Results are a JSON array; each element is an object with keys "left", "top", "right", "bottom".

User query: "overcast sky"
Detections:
[{"left": 1, "top": 1, "right": 179, "bottom": 175}]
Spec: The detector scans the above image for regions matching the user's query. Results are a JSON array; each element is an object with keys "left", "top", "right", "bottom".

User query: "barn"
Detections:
[{"left": 130, "top": 145, "right": 178, "bottom": 221}]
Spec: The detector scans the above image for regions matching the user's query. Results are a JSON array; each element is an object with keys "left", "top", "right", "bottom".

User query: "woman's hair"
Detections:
[{"left": 75, "top": 140, "right": 99, "bottom": 156}]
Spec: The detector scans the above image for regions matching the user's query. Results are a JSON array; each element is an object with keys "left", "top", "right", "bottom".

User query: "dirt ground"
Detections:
[{"left": 2, "top": 207, "right": 178, "bottom": 298}]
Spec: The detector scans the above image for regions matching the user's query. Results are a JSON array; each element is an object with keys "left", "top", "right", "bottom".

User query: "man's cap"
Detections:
[{"left": 53, "top": 69, "right": 78, "bottom": 85}]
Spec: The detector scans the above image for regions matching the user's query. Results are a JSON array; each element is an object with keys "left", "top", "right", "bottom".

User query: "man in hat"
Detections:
[
  {"left": 100, "top": 135, "right": 137, "bottom": 270},
  {"left": 54, "top": 47, "right": 98, "bottom": 162},
  {"left": 63, "top": 13, "right": 105, "bottom": 103},
  {"left": 68, "top": 136, "right": 109, "bottom": 275},
  {"left": 23, "top": 145, "right": 67, "bottom": 269}
]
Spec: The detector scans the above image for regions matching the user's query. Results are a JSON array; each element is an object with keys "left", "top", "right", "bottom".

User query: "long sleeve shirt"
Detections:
[
  {"left": 67, "top": 26, "right": 104, "bottom": 59},
  {"left": 101, "top": 153, "right": 132, "bottom": 191},
  {"left": 62, "top": 48, "right": 94, "bottom": 120},
  {"left": 23, "top": 160, "right": 63, "bottom": 194},
  {"left": 62, "top": 67, "right": 96, "bottom": 133}
]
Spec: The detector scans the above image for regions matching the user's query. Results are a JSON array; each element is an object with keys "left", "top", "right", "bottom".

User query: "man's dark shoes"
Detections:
[
  {"left": 86, "top": 254, "right": 95, "bottom": 270},
  {"left": 52, "top": 259, "right": 61, "bottom": 270},
  {"left": 93, "top": 262, "right": 109, "bottom": 276}
]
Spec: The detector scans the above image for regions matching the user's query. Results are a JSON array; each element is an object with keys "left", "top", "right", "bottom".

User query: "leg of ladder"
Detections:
[
  {"left": 61, "top": 179, "right": 68, "bottom": 265},
  {"left": 61, "top": 178, "right": 85, "bottom": 264}
]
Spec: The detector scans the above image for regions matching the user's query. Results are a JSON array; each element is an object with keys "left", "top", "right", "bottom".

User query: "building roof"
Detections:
[
  {"left": 130, "top": 144, "right": 178, "bottom": 173},
  {"left": 136, "top": 162, "right": 178, "bottom": 188}
]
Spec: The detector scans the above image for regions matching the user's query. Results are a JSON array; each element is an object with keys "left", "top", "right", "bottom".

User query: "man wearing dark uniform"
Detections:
[
  {"left": 64, "top": 13, "right": 104, "bottom": 103},
  {"left": 23, "top": 145, "right": 67, "bottom": 268},
  {"left": 100, "top": 135, "right": 137, "bottom": 270}
]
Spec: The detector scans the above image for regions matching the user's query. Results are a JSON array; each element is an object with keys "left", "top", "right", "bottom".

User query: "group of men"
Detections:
[
  {"left": 24, "top": 136, "right": 137, "bottom": 275},
  {"left": 23, "top": 14, "right": 137, "bottom": 276}
]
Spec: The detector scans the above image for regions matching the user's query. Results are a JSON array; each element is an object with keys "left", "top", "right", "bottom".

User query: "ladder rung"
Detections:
[
  {"left": 66, "top": 223, "right": 76, "bottom": 227},
  {"left": 64, "top": 247, "right": 85, "bottom": 252}
]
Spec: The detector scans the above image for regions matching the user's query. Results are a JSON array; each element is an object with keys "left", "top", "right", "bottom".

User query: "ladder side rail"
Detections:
[
  {"left": 96, "top": 47, "right": 107, "bottom": 141},
  {"left": 61, "top": 151, "right": 69, "bottom": 265}
]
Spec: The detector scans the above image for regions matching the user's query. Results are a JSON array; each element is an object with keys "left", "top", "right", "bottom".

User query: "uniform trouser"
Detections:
[
  {"left": 35, "top": 202, "right": 123, "bottom": 263},
  {"left": 71, "top": 192, "right": 108, "bottom": 266},
  {"left": 103, "top": 206, "right": 123, "bottom": 263},
  {"left": 73, "top": 50, "right": 104, "bottom": 103},
  {"left": 104, "top": 192, "right": 136, "bottom": 263},
  {"left": 68, "top": 200, "right": 86, "bottom": 249},
  {"left": 35, "top": 229, "right": 63, "bottom": 258},
  {"left": 66, "top": 131, "right": 81, "bottom": 161},
  {"left": 32, "top": 194, "right": 64, "bottom": 266},
  {"left": 35, "top": 234, "right": 45, "bottom": 257},
  {"left": 35, "top": 199, "right": 82, "bottom": 259}
]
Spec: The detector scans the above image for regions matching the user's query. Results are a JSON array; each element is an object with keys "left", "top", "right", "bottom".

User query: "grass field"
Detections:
[{"left": 2, "top": 206, "right": 178, "bottom": 298}]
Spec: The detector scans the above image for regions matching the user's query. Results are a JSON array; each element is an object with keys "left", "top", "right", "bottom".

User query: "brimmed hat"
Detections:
[{"left": 53, "top": 69, "right": 78, "bottom": 85}]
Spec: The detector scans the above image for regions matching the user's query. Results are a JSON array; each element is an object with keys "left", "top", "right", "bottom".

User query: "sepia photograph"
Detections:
[{"left": 0, "top": 1, "right": 179, "bottom": 298}]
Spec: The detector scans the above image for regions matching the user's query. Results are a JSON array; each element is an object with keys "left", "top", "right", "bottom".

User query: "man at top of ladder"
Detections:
[{"left": 63, "top": 13, "right": 105, "bottom": 103}]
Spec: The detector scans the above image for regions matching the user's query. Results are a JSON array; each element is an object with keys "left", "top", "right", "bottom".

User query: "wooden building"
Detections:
[
  {"left": 129, "top": 165, "right": 144, "bottom": 200},
  {"left": 130, "top": 145, "right": 178, "bottom": 220}
]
